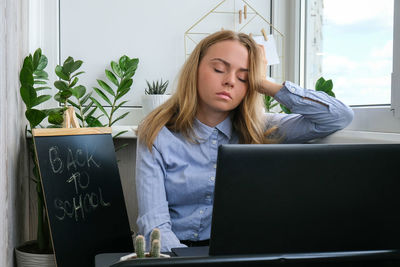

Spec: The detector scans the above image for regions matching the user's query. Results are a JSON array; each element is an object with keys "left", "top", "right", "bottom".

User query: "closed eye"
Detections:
[
  {"left": 238, "top": 78, "right": 247, "bottom": 83},
  {"left": 214, "top": 68, "right": 223, "bottom": 73}
]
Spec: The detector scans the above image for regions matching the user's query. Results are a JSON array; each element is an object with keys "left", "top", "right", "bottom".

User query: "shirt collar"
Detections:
[{"left": 193, "top": 116, "right": 232, "bottom": 142}]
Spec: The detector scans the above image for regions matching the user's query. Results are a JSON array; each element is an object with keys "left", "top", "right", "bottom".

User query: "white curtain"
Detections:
[{"left": 0, "top": 0, "right": 30, "bottom": 266}]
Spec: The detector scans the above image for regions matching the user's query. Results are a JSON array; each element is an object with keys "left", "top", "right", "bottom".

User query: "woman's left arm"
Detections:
[{"left": 261, "top": 79, "right": 354, "bottom": 143}]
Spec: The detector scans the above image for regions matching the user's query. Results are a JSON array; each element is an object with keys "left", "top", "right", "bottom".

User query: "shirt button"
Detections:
[
  {"left": 194, "top": 233, "right": 198, "bottom": 237},
  {"left": 206, "top": 195, "right": 211, "bottom": 199},
  {"left": 213, "top": 164, "right": 217, "bottom": 169},
  {"left": 212, "top": 140, "right": 217, "bottom": 144},
  {"left": 199, "top": 210, "right": 204, "bottom": 214},
  {"left": 210, "top": 176, "right": 215, "bottom": 181}
]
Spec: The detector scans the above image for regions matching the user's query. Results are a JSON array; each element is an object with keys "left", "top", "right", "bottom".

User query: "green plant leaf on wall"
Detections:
[
  {"left": 25, "top": 109, "right": 47, "bottom": 128},
  {"left": 72, "top": 85, "right": 86, "bottom": 99},
  {"left": 32, "top": 95, "right": 52, "bottom": 107},
  {"left": 36, "top": 54, "right": 48, "bottom": 71},
  {"left": 20, "top": 67, "right": 34, "bottom": 86},
  {"left": 93, "top": 87, "right": 112, "bottom": 106},
  {"left": 111, "top": 61, "right": 123, "bottom": 78},
  {"left": 97, "top": 80, "right": 115, "bottom": 96},
  {"left": 20, "top": 85, "right": 37, "bottom": 108},
  {"left": 55, "top": 65, "right": 69, "bottom": 80},
  {"left": 105, "top": 70, "right": 119, "bottom": 87},
  {"left": 54, "top": 80, "right": 69, "bottom": 91}
]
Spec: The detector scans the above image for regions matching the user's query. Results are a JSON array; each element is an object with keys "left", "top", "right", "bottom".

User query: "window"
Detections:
[{"left": 304, "top": 0, "right": 394, "bottom": 106}]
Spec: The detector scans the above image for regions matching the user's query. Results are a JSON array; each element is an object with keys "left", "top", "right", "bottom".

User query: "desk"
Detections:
[{"left": 96, "top": 251, "right": 400, "bottom": 267}]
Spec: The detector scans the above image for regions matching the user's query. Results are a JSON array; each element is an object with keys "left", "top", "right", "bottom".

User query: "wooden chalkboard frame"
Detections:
[{"left": 32, "top": 127, "right": 133, "bottom": 267}]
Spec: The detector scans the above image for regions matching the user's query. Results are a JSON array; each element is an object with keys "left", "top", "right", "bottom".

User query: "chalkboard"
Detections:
[{"left": 32, "top": 128, "right": 133, "bottom": 267}]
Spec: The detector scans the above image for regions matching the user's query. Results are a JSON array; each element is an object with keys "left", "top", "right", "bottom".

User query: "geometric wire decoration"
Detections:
[{"left": 184, "top": 0, "right": 285, "bottom": 82}]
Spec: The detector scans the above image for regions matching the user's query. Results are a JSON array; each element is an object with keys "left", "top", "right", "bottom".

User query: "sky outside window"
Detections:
[{"left": 305, "top": 0, "right": 394, "bottom": 106}]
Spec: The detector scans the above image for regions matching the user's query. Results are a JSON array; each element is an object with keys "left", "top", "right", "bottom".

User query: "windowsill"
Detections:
[{"left": 312, "top": 129, "right": 400, "bottom": 144}]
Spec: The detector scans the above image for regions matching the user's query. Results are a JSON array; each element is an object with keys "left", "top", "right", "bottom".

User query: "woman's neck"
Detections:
[{"left": 196, "top": 109, "right": 229, "bottom": 127}]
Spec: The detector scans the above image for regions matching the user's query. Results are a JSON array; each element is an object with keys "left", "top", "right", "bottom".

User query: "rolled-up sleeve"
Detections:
[
  {"left": 269, "top": 81, "right": 354, "bottom": 143},
  {"left": 135, "top": 138, "right": 187, "bottom": 252}
]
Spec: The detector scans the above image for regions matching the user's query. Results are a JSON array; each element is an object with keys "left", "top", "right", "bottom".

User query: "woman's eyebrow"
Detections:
[{"left": 210, "top": 58, "right": 248, "bottom": 72}]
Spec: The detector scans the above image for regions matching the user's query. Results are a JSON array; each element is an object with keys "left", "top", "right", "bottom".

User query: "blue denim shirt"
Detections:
[{"left": 135, "top": 81, "right": 354, "bottom": 252}]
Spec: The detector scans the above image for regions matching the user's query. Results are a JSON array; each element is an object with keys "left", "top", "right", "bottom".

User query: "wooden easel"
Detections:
[{"left": 62, "top": 106, "right": 80, "bottom": 128}]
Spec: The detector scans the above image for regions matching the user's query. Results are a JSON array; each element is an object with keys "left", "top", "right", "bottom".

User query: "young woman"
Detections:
[{"left": 135, "top": 30, "right": 353, "bottom": 252}]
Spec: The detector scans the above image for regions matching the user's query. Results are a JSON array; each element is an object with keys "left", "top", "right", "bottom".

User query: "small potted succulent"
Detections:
[
  {"left": 119, "top": 229, "right": 170, "bottom": 261},
  {"left": 141, "top": 79, "right": 170, "bottom": 117}
]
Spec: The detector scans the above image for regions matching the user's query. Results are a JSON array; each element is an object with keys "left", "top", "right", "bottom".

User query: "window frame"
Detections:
[{"left": 273, "top": 0, "right": 400, "bottom": 133}]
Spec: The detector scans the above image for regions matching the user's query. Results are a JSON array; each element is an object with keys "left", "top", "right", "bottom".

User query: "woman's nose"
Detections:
[{"left": 222, "top": 72, "right": 235, "bottom": 87}]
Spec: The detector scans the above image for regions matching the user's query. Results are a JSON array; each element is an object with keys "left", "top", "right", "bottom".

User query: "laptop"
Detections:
[{"left": 172, "top": 143, "right": 400, "bottom": 260}]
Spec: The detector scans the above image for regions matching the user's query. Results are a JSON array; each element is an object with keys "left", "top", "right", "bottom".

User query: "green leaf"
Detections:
[
  {"left": 72, "top": 85, "right": 86, "bottom": 99},
  {"left": 37, "top": 54, "right": 48, "bottom": 71},
  {"left": 119, "top": 56, "right": 128, "bottom": 71},
  {"left": 70, "top": 71, "right": 85, "bottom": 79},
  {"left": 83, "top": 101, "right": 94, "bottom": 114},
  {"left": 25, "top": 109, "right": 47, "bottom": 127},
  {"left": 20, "top": 85, "right": 37, "bottom": 108},
  {"left": 97, "top": 80, "right": 115, "bottom": 96},
  {"left": 33, "top": 71, "right": 49, "bottom": 80},
  {"left": 62, "top": 56, "right": 75, "bottom": 74},
  {"left": 116, "top": 86, "right": 130, "bottom": 101},
  {"left": 280, "top": 104, "right": 292, "bottom": 114},
  {"left": 118, "top": 78, "right": 133, "bottom": 91},
  {"left": 48, "top": 112, "right": 64, "bottom": 125},
  {"left": 32, "top": 95, "right": 51, "bottom": 107},
  {"left": 80, "top": 92, "right": 92, "bottom": 105},
  {"left": 54, "top": 80, "right": 69, "bottom": 91},
  {"left": 315, "top": 77, "right": 325, "bottom": 91},
  {"left": 115, "top": 143, "right": 129, "bottom": 152},
  {"left": 20, "top": 67, "right": 34, "bottom": 86},
  {"left": 105, "top": 70, "right": 119, "bottom": 86},
  {"left": 32, "top": 48, "right": 42, "bottom": 70},
  {"left": 67, "top": 99, "right": 80, "bottom": 109},
  {"left": 111, "top": 111, "right": 129, "bottom": 126},
  {"left": 70, "top": 60, "right": 83, "bottom": 73},
  {"left": 93, "top": 87, "right": 112, "bottom": 106},
  {"left": 114, "top": 100, "right": 128, "bottom": 111},
  {"left": 111, "top": 61, "right": 123, "bottom": 78},
  {"left": 22, "top": 55, "right": 33, "bottom": 73},
  {"left": 85, "top": 105, "right": 97, "bottom": 118},
  {"left": 86, "top": 116, "right": 103, "bottom": 127},
  {"left": 35, "top": 86, "right": 52, "bottom": 91},
  {"left": 55, "top": 65, "right": 69, "bottom": 80},
  {"left": 90, "top": 97, "right": 109, "bottom": 119},
  {"left": 33, "top": 80, "right": 47, "bottom": 85},
  {"left": 320, "top": 79, "right": 333, "bottom": 93},
  {"left": 60, "top": 90, "right": 73, "bottom": 99},
  {"left": 113, "top": 130, "right": 128, "bottom": 139},
  {"left": 124, "top": 58, "right": 139, "bottom": 78},
  {"left": 70, "top": 77, "right": 78, "bottom": 87}
]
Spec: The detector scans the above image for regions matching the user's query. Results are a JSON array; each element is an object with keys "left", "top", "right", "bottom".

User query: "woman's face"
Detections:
[{"left": 196, "top": 40, "right": 249, "bottom": 121}]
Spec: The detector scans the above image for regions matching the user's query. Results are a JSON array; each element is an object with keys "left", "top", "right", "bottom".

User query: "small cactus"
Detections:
[
  {"left": 150, "top": 228, "right": 161, "bottom": 245},
  {"left": 150, "top": 228, "right": 161, "bottom": 257},
  {"left": 150, "top": 239, "right": 161, "bottom": 258},
  {"left": 134, "top": 235, "right": 145, "bottom": 258}
]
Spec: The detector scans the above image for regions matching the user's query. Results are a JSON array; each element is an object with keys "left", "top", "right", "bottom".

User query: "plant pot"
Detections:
[
  {"left": 15, "top": 240, "right": 56, "bottom": 267},
  {"left": 141, "top": 94, "right": 170, "bottom": 118},
  {"left": 120, "top": 252, "right": 170, "bottom": 261}
]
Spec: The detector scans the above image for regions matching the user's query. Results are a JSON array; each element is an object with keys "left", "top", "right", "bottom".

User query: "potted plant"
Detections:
[
  {"left": 141, "top": 79, "right": 170, "bottom": 117},
  {"left": 118, "top": 229, "right": 170, "bottom": 262},
  {"left": 15, "top": 48, "right": 137, "bottom": 267},
  {"left": 264, "top": 77, "right": 335, "bottom": 114}
]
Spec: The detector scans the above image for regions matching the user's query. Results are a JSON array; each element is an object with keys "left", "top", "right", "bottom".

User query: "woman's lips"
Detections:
[{"left": 216, "top": 91, "right": 232, "bottom": 100}]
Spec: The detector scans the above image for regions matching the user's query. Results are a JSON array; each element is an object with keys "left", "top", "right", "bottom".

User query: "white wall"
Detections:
[{"left": 55, "top": 0, "right": 272, "bottom": 125}]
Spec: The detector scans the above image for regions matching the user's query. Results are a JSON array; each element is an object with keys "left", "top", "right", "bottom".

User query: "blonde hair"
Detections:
[{"left": 137, "top": 30, "right": 277, "bottom": 150}]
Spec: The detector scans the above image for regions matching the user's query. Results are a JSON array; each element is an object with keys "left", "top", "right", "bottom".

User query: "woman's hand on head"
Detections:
[{"left": 257, "top": 44, "right": 283, "bottom": 97}]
